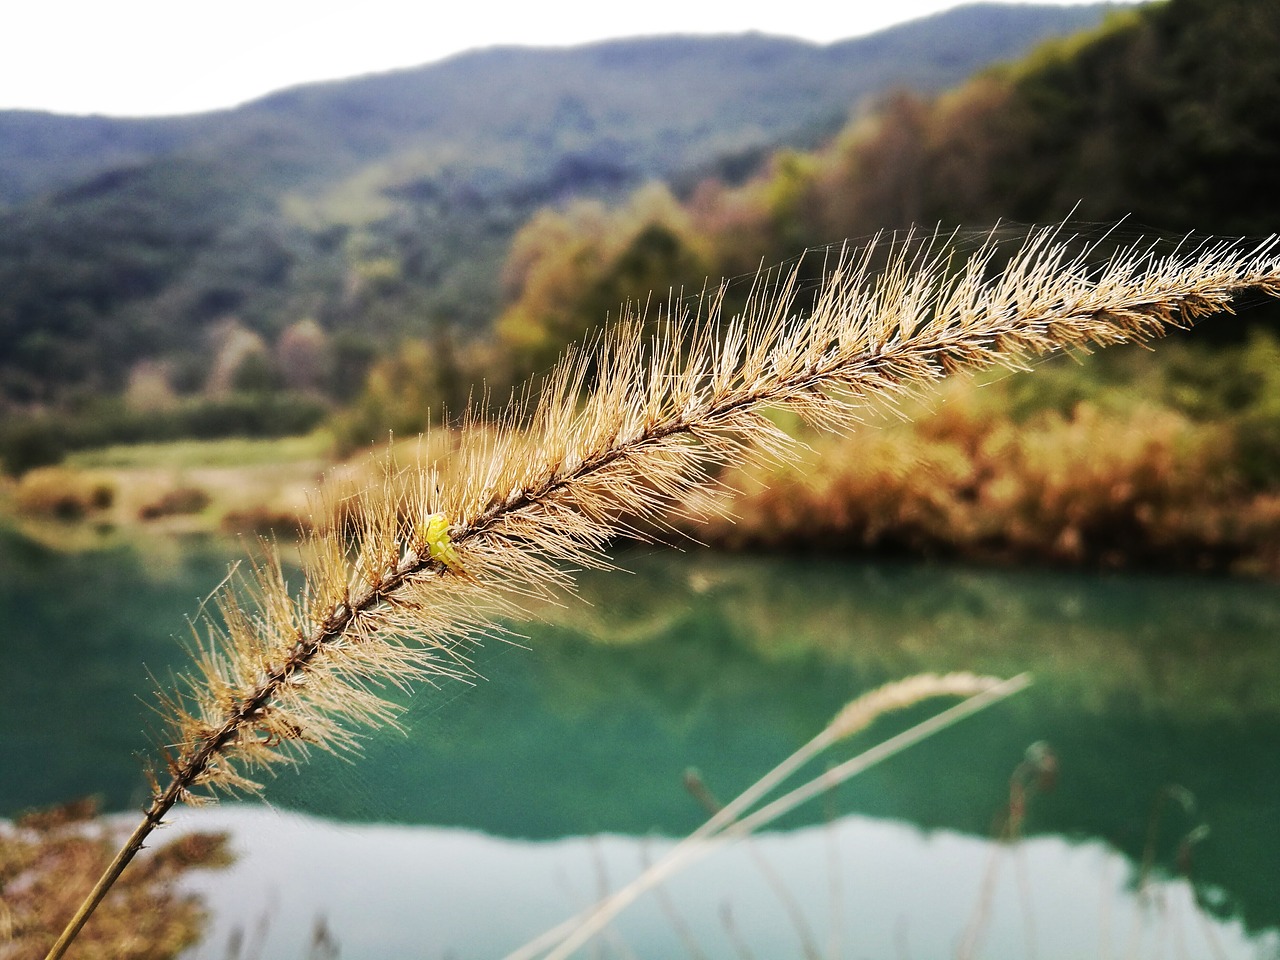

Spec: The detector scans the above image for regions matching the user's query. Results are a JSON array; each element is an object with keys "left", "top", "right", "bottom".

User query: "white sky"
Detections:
[{"left": 3, "top": 0, "right": 1135, "bottom": 118}]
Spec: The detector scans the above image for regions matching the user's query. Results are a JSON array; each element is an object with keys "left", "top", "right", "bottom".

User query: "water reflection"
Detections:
[
  {"left": 2, "top": 534, "right": 1277, "bottom": 939},
  {"left": 178, "top": 806, "right": 1270, "bottom": 960},
  {"left": 0, "top": 529, "right": 234, "bottom": 811}
]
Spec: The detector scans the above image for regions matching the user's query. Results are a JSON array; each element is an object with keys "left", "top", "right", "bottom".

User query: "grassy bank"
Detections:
[
  {"left": 6, "top": 337, "right": 1280, "bottom": 578},
  {"left": 694, "top": 340, "right": 1280, "bottom": 577},
  {"left": 0, "top": 433, "right": 334, "bottom": 551}
]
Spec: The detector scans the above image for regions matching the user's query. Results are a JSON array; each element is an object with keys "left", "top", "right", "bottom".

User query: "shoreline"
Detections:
[{"left": 3, "top": 418, "right": 1278, "bottom": 580}]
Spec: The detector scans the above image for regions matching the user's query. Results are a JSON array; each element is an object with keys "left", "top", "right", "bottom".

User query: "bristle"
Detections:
[
  {"left": 147, "top": 226, "right": 1280, "bottom": 803},
  {"left": 44, "top": 225, "right": 1280, "bottom": 959},
  {"left": 826, "top": 672, "right": 1004, "bottom": 741}
]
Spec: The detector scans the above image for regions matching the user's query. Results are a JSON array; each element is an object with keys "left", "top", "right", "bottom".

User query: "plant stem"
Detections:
[
  {"left": 43, "top": 801, "right": 167, "bottom": 960},
  {"left": 515, "top": 673, "right": 1031, "bottom": 960}
]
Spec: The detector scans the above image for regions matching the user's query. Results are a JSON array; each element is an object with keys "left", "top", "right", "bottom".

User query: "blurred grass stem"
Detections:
[{"left": 512, "top": 672, "right": 1031, "bottom": 960}]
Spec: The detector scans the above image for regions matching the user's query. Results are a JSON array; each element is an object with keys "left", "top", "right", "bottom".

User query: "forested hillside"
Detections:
[
  {"left": 369, "top": 0, "right": 1280, "bottom": 428},
  {"left": 328, "top": 0, "right": 1280, "bottom": 576},
  {"left": 0, "top": 3, "right": 1114, "bottom": 471}
]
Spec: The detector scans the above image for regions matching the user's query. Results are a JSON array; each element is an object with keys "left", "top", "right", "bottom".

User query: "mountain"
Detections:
[
  {"left": 0, "top": 5, "right": 1117, "bottom": 208},
  {"left": 0, "top": 4, "right": 1117, "bottom": 459},
  {"left": 0, "top": 113, "right": 207, "bottom": 209},
  {"left": 479, "top": 0, "right": 1280, "bottom": 435}
]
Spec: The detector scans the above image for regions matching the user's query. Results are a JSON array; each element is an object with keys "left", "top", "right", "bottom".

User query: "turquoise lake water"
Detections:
[{"left": 2, "top": 529, "right": 1278, "bottom": 957}]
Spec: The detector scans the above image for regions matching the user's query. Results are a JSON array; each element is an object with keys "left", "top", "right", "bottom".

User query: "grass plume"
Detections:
[
  {"left": 43, "top": 225, "right": 1280, "bottom": 957},
  {"left": 510, "top": 672, "right": 1031, "bottom": 960}
]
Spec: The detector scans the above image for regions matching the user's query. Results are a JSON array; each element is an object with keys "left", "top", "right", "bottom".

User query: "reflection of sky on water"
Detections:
[
  {"left": 5, "top": 533, "right": 1278, "bottom": 949},
  {"left": 177, "top": 806, "right": 1269, "bottom": 960}
]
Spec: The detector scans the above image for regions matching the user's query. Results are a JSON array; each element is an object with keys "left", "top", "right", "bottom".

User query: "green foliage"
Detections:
[
  {"left": 0, "top": 159, "right": 249, "bottom": 402},
  {"left": 331, "top": 329, "right": 483, "bottom": 452},
  {"left": 494, "top": 187, "right": 711, "bottom": 381},
  {"left": 694, "top": 0, "right": 1280, "bottom": 264},
  {"left": 978, "top": 333, "right": 1280, "bottom": 494},
  {"left": 0, "top": 112, "right": 202, "bottom": 208},
  {"left": 65, "top": 433, "right": 332, "bottom": 470},
  {"left": 0, "top": 10, "right": 1112, "bottom": 449},
  {"left": 11, "top": 0, "right": 1280, "bottom": 475},
  {"left": 331, "top": 339, "right": 445, "bottom": 451},
  {"left": 934, "top": 0, "right": 1280, "bottom": 234},
  {"left": 0, "top": 394, "right": 328, "bottom": 475},
  {"left": 481, "top": 0, "right": 1280, "bottom": 425}
]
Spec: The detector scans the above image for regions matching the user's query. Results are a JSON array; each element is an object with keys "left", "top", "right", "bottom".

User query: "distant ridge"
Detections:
[
  {"left": 0, "top": 3, "right": 1116, "bottom": 418},
  {"left": 0, "top": 4, "right": 1117, "bottom": 206}
]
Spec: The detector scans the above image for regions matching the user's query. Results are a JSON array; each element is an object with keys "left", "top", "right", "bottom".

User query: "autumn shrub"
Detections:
[
  {"left": 699, "top": 379, "right": 1278, "bottom": 574},
  {"left": 220, "top": 505, "right": 311, "bottom": 537},
  {"left": 137, "top": 487, "right": 211, "bottom": 521},
  {"left": 0, "top": 799, "right": 230, "bottom": 960},
  {"left": 977, "top": 402, "right": 1236, "bottom": 568},
  {"left": 12, "top": 469, "right": 114, "bottom": 521}
]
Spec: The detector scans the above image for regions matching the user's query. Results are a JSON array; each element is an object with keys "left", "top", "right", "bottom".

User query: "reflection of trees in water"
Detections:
[
  {"left": 3, "top": 533, "right": 1275, "bottom": 936},
  {"left": 522, "top": 549, "right": 1280, "bottom": 935},
  {"left": 559, "top": 548, "right": 1280, "bottom": 716},
  {"left": 0, "top": 531, "right": 239, "bottom": 815}
]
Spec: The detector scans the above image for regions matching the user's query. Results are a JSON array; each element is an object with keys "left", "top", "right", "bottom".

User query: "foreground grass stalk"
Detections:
[
  {"left": 40, "top": 817, "right": 159, "bottom": 959},
  {"left": 515, "top": 672, "right": 1031, "bottom": 960},
  {"left": 44, "top": 227, "right": 1280, "bottom": 958}
]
